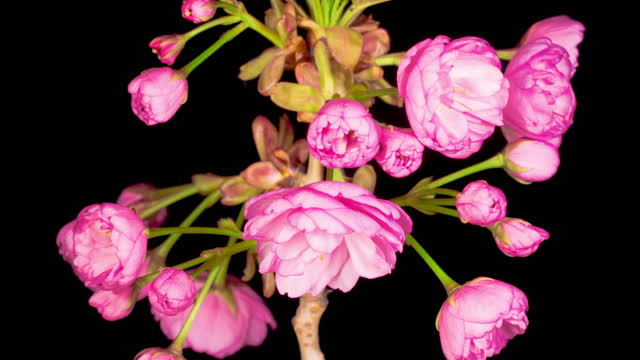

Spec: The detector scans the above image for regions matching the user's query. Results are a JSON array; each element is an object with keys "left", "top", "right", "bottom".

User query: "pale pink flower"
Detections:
[
  {"left": 375, "top": 127, "right": 424, "bottom": 178},
  {"left": 437, "top": 277, "right": 529, "bottom": 360},
  {"left": 148, "top": 268, "right": 197, "bottom": 316},
  {"left": 307, "top": 99, "right": 382, "bottom": 168},
  {"left": 503, "top": 139, "right": 560, "bottom": 183},
  {"left": 182, "top": 0, "right": 217, "bottom": 24},
  {"left": 56, "top": 220, "right": 76, "bottom": 263},
  {"left": 117, "top": 183, "right": 168, "bottom": 228},
  {"left": 456, "top": 181, "right": 507, "bottom": 226},
  {"left": 152, "top": 275, "right": 276, "bottom": 358},
  {"left": 397, "top": 35, "right": 509, "bottom": 159},
  {"left": 135, "top": 347, "right": 185, "bottom": 360},
  {"left": 519, "top": 15, "right": 585, "bottom": 76},
  {"left": 243, "top": 181, "right": 412, "bottom": 298},
  {"left": 149, "top": 34, "right": 186, "bottom": 66},
  {"left": 70, "top": 203, "right": 148, "bottom": 290},
  {"left": 128, "top": 67, "right": 188, "bottom": 126},
  {"left": 491, "top": 218, "right": 549, "bottom": 257},
  {"left": 503, "top": 38, "right": 575, "bottom": 142}
]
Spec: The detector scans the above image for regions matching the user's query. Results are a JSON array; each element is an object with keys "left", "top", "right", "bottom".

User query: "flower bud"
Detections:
[
  {"left": 128, "top": 67, "right": 188, "bottom": 126},
  {"left": 502, "top": 140, "right": 560, "bottom": 183},
  {"left": 56, "top": 221, "right": 76, "bottom": 263},
  {"left": 135, "top": 347, "right": 185, "bottom": 360},
  {"left": 117, "top": 183, "right": 168, "bottom": 228},
  {"left": 182, "top": 0, "right": 217, "bottom": 24},
  {"left": 456, "top": 180, "right": 507, "bottom": 226},
  {"left": 491, "top": 217, "right": 549, "bottom": 257},
  {"left": 307, "top": 99, "right": 381, "bottom": 168},
  {"left": 148, "top": 268, "right": 197, "bottom": 316},
  {"left": 375, "top": 127, "right": 424, "bottom": 178},
  {"left": 149, "top": 34, "right": 186, "bottom": 66}
]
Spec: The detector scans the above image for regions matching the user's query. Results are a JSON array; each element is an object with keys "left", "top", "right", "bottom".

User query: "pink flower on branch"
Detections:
[
  {"left": 135, "top": 347, "right": 185, "bottom": 360},
  {"left": 243, "top": 181, "right": 412, "bottom": 298},
  {"left": 375, "top": 127, "right": 425, "bottom": 178},
  {"left": 182, "top": 0, "right": 217, "bottom": 24},
  {"left": 149, "top": 34, "right": 186, "bottom": 66},
  {"left": 491, "top": 218, "right": 549, "bottom": 257},
  {"left": 128, "top": 67, "right": 188, "bottom": 126},
  {"left": 148, "top": 268, "right": 197, "bottom": 316},
  {"left": 456, "top": 180, "right": 507, "bottom": 226},
  {"left": 397, "top": 35, "right": 509, "bottom": 159},
  {"left": 437, "top": 277, "right": 529, "bottom": 360},
  {"left": 502, "top": 139, "right": 560, "bottom": 183}
]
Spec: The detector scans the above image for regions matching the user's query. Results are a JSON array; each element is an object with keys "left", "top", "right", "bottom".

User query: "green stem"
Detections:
[
  {"left": 136, "top": 254, "right": 214, "bottom": 286},
  {"left": 425, "top": 153, "right": 505, "bottom": 190},
  {"left": 331, "top": 0, "right": 350, "bottom": 26},
  {"left": 139, "top": 185, "right": 199, "bottom": 220},
  {"left": 413, "top": 204, "right": 459, "bottom": 218},
  {"left": 351, "top": 87, "right": 398, "bottom": 100},
  {"left": 181, "top": 23, "right": 249, "bottom": 76},
  {"left": 306, "top": 0, "right": 325, "bottom": 25},
  {"left": 405, "top": 234, "right": 459, "bottom": 294},
  {"left": 374, "top": 52, "right": 406, "bottom": 67},
  {"left": 328, "top": 167, "right": 346, "bottom": 182},
  {"left": 238, "top": 11, "right": 285, "bottom": 48},
  {"left": 184, "top": 15, "right": 241, "bottom": 40},
  {"left": 148, "top": 226, "right": 243, "bottom": 239},
  {"left": 154, "top": 191, "right": 222, "bottom": 258},
  {"left": 497, "top": 48, "right": 517, "bottom": 61},
  {"left": 422, "top": 198, "right": 457, "bottom": 206},
  {"left": 214, "top": 203, "right": 246, "bottom": 286},
  {"left": 339, "top": 0, "right": 391, "bottom": 26},
  {"left": 150, "top": 184, "right": 195, "bottom": 200}
]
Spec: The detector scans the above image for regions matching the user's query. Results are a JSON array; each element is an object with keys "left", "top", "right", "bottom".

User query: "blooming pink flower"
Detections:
[
  {"left": 149, "top": 34, "right": 186, "bottom": 66},
  {"left": 503, "top": 38, "right": 576, "bottom": 142},
  {"left": 502, "top": 139, "right": 560, "bottom": 183},
  {"left": 437, "top": 277, "right": 529, "bottom": 360},
  {"left": 375, "top": 127, "right": 424, "bottom": 178},
  {"left": 397, "top": 35, "right": 509, "bottom": 159},
  {"left": 152, "top": 275, "right": 276, "bottom": 358},
  {"left": 307, "top": 99, "right": 382, "bottom": 168},
  {"left": 500, "top": 124, "right": 563, "bottom": 148},
  {"left": 135, "top": 347, "right": 185, "bottom": 360},
  {"left": 456, "top": 181, "right": 507, "bottom": 226},
  {"left": 128, "top": 67, "right": 188, "bottom": 126},
  {"left": 243, "top": 181, "right": 412, "bottom": 298},
  {"left": 70, "top": 203, "right": 148, "bottom": 290},
  {"left": 117, "top": 183, "right": 168, "bottom": 228},
  {"left": 148, "top": 268, "right": 197, "bottom": 316},
  {"left": 490, "top": 218, "right": 549, "bottom": 257},
  {"left": 519, "top": 15, "right": 585, "bottom": 76},
  {"left": 56, "top": 220, "right": 76, "bottom": 263},
  {"left": 182, "top": 0, "right": 217, "bottom": 24}
]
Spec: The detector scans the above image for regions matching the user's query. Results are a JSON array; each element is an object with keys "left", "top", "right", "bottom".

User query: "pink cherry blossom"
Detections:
[
  {"left": 149, "top": 34, "right": 186, "bottom": 66},
  {"left": 503, "top": 139, "right": 560, "bottom": 183},
  {"left": 152, "top": 275, "right": 276, "bottom": 358},
  {"left": 456, "top": 180, "right": 507, "bottom": 226},
  {"left": 375, "top": 127, "right": 425, "bottom": 178},
  {"left": 135, "top": 347, "right": 185, "bottom": 360},
  {"left": 148, "top": 268, "right": 197, "bottom": 316},
  {"left": 243, "top": 181, "right": 412, "bottom": 298},
  {"left": 519, "top": 15, "right": 585, "bottom": 76},
  {"left": 491, "top": 218, "right": 549, "bottom": 257},
  {"left": 117, "top": 183, "right": 168, "bottom": 228},
  {"left": 397, "top": 35, "right": 509, "bottom": 159},
  {"left": 128, "top": 67, "right": 188, "bottom": 126},
  {"left": 503, "top": 38, "right": 576, "bottom": 142},
  {"left": 56, "top": 220, "right": 76, "bottom": 263},
  {"left": 182, "top": 0, "right": 217, "bottom": 24},
  {"left": 307, "top": 99, "right": 382, "bottom": 168},
  {"left": 70, "top": 203, "right": 148, "bottom": 290},
  {"left": 437, "top": 277, "right": 529, "bottom": 360}
]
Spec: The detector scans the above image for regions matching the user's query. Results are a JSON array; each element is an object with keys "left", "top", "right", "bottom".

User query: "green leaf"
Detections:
[
  {"left": 269, "top": 82, "right": 325, "bottom": 112},
  {"left": 257, "top": 53, "right": 286, "bottom": 95},
  {"left": 238, "top": 47, "right": 280, "bottom": 81},
  {"left": 325, "top": 26, "right": 363, "bottom": 70}
]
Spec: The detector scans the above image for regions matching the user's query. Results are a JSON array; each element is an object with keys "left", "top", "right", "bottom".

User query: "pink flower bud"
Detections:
[
  {"left": 149, "top": 34, "right": 186, "bottom": 66},
  {"left": 148, "top": 268, "right": 196, "bottom": 316},
  {"left": 307, "top": 99, "right": 382, "bottom": 168},
  {"left": 519, "top": 15, "right": 585, "bottom": 76},
  {"left": 456, "top": 180, "right": 507, "bottom": 226},
  {"left": 437, "top": 277, "right": 529, "bottom": 360},
  {"left": 491, "top": 218, "right": 549, "bottom": 257},
  {"left": 397, "top": 35, "right": 509, "bottom": 159},
  {"left": 56, "top": 220, "right": 76, "bottom": 263},
  {"left": 375, "top": 127, "right": 424, "bottom": 178},
  {"left": 152, "top": 275, "right": 276, "bottom": 358},
  {"left": 244, "top": 181, "right": 412, "bottom": 298},
  {"left": 135, "top": 347, "right": 185, "bottom": 360},
  {"left": 503, "top": 139, "right": 560, "bottom": 183},
  {"left": 503, "top": 38, "right": 576, "bottom": 142},
  {"left": 117, "top": 183, "right": 168, "bottom": 228},
  {"left": 182, "top": 0, "right": 217, "bottom": 24},
  {"left": 70, "top": 203, "right": 148, "bottom": 290},
  {"left": 128, "top": 67, "right": 188, "bottom": 126}
]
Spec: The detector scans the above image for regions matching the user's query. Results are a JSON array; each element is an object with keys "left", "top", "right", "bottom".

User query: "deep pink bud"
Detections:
[
  {"left": 56, "top": 220, "right": 76, "bottom": 263},
  {"left": 148, "top": 268, "right": 197, "bottom": 316},
  {"left": 397, "top": 35, "right": 509, "bottom": 159},
  {"left": 520, "top": 15, "right": 585, "bottom": 76},
  {"left": 70, "top": 203, "right": 148, "bottom": 290},
  {"left": 182, "top": 0, "right": 217, "bottom": 24},
  {"left": 149, "top": 34, "right": 186, "bottom": 66},
  {"left": 152, "top": 275, "right": 276, "bottom": 358},
  {"left": 437, "top": 277, "right": 529, "bottom": 360},
  {"left": 503, "top": 139, "right": 560, "bottom": 183},
  {"left": 243, "top": 181, "right": 412, "bottom": 298},
  {"left": 117, "top": 183, "right": 168, "bottom": 228},
  {"left": 456, "top": 180, "right": 507, "bottom": 226},
  {"left": 375, "top": 127, "right": 424, "bottom": 178},
  {"left": 503, "top": 38, "right": 576, "bottom": 142},
  {"left": 491, "top": 218, "right": 549, "bottom": 257},
  {"left": 307, "top": 99, "right": 382, "bottom": 168},
  {"left": 135, "top": 347, "right": 185, "bottom": 360},
  {"left": 128, "top": 67, "right": 188, "bottom": 126}
]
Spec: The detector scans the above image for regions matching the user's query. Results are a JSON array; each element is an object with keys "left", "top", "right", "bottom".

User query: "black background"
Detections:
[{"left": 25, "top": 1, "right": 615, "bottom": 359}]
